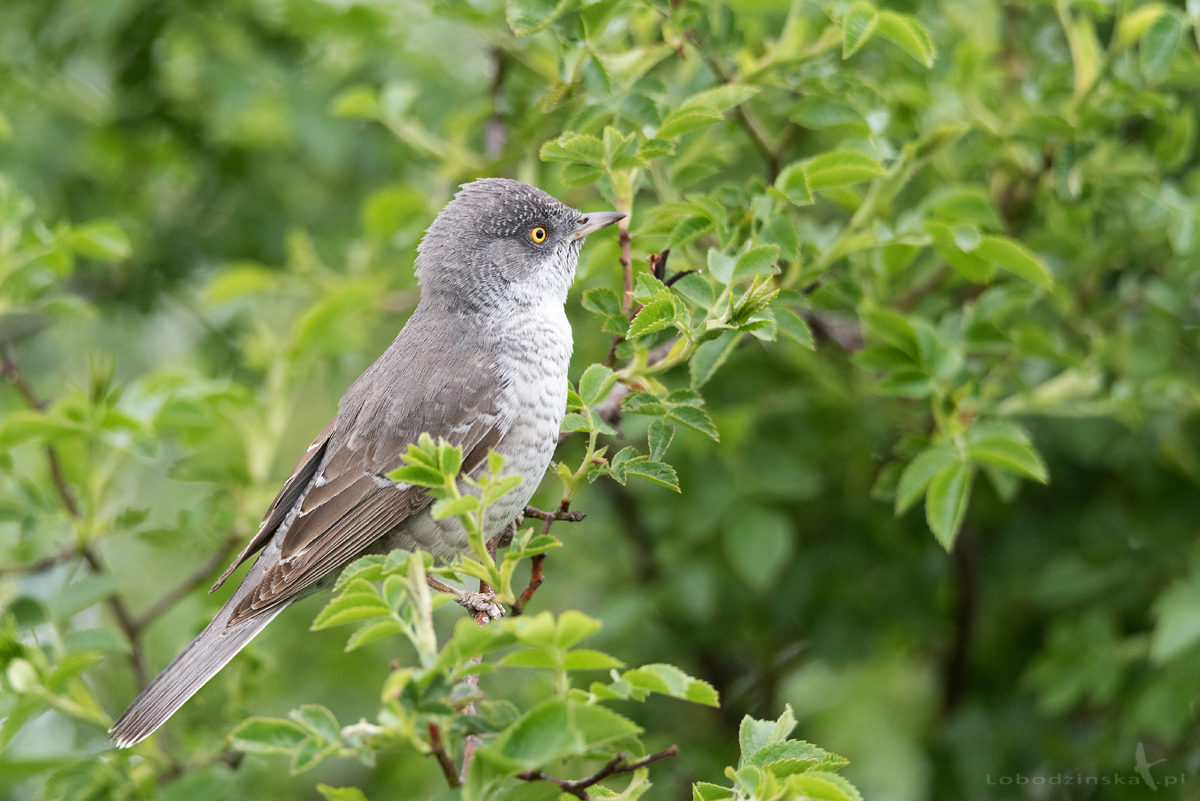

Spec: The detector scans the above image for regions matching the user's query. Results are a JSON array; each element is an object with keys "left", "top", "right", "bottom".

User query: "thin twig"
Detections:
[
  {"left": 521, "top": 505, "right": 586, "bottom": 526},
  {"left": 428, "top": 723, "right": 461, "bottom": 788},
  {"left": 685, "top": 32, "right": 782, "bottom": 181},
  {"left": 517, "top": 745, "right": 679, "bottom": 798},
  {"left": 132, "top": 537, "right": 240, "bottom": 631},
  {"left": 81, "top": 546, "right": 147, "bottom": 687},
  {"left": 0, "top": 545, "right": 80, "bottom": 576},
  {"left": 619, "top": 222, "right": 634, "bottom": 313}
]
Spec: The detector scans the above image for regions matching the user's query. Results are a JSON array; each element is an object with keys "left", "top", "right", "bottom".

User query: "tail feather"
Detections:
[{"left": 108, "top": 602, "right": 286, "bottom": 748}]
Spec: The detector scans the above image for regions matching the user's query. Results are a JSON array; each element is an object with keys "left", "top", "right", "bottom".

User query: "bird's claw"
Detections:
[{"left": 455, "top": 590, "right": 504, "bottom": 622}]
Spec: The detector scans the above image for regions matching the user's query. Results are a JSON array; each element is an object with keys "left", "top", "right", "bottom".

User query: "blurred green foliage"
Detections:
[{"left": 2, "top": 0, "right": 1200, "bottom": 799}]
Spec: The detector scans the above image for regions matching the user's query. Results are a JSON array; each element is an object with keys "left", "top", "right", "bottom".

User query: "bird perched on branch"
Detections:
[{"left": 109, "top": 178, "right": 623, "bottom": 746}]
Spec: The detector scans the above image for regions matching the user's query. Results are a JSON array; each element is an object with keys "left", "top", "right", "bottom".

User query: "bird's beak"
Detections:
[{"left": 572, "top": 211, "right": 625, "bottom": 240}]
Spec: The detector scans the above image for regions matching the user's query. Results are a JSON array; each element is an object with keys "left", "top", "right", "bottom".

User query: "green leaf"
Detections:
[
  {"left": 738, "top": 706, "right": 797, "bottom": 766},
  {"left": 925, "top": 220, "right": 995, "bottom": 283},
  {"left": 658, "top": 106, "right": 724, "bottom": 139},
  {"left": 731, "top": 245, "right": 780, "bottom": 284},
  {"left": 330, "top": 86, "right": 380, "bottom": 119},
  {"left": 842, "top": 2, "right": 879, "bottom": 58},
  {"left": 667, "top": 403, "right": 720, "bottom": 442},
  {"left": 290, "top": 704, "right": 342, "bottom": 743},
  {"left": 791, "top": 772, "right": 864, "bottom": 801},
  {"left": 506, "top": 0, "right": 567, "bottom": 36},
  {"left": 317, "top": 786, "right": 370, "bottom": 801},
  {"left": 310, "top": 592, "right": 390, "bottom": 629},
  {"left": 563, "top": 649, "right": 625, "bottom": 670},
  {"left": 804, "top": 150, "right": 886, "bottom": 190},
  {"left": 345, "top": 619, "right": 406, "bottom": 651},
  {"left": 775, "top": 308, "right": 815, "bottom": 349},
  {"left": 540, "top": 132, "right": 604, "bottom": 165},
  {"left": 967, "top": 420, "right": 1049, "bottom": 483},
  {"left": 0, "top": 410, "right": 87, "bottom": 448},
  {"left": 975, "top": 236, "right": 1053, "bottom": 290},
  {"left": 895, "top": 445, "right": 957, "bottom": 515},
  {"left": 925, "top": 460, "right": 973, "bottom": 550},
  {"left": 724, "top": 506, "right": 792, "bottom": 590},
  {"left": 624, "top": 458, "right": 680, "bottom": 491},
  {"left": 1141, "top": 10, "right": 1184, "bottom": 81},
  {"left": 690, "top": 331, "right": 740, "bottom": 388},
  {"left": 627, "top": 296, "right": 677, "bottom": 338},
  {"left": 67, "top": 220, "right": 132, "bottom": 262},
  {"left": 231, "top": 718, "right": 308, "bottom": 754},
  {"left": 621, "top": 664, "right": 719, "bottom": 706},
  {"left": 875, "top": 11, "right": 938, "bottom": 67},
  {"left": 648, "top": 419, "right": 675, "bottom": 460},
  {"left": 578, "top": 364, "right": 617, "bottom": 407},
  {"left": 1151, "top": 569, "right": 1200, "bottom": 662},
  {"left": 774, "top": 163, "right": 813, "bottom": 206},
  {"left": 681, "top": 83, "right": 760, "bottom": 113},
  {"left": 859, "top": 308, "right": 919, "bottom": 359},
  {"left": 49, "top": 574, "right": 119, "bottom": 620},
  {"left": 693, "top": 782, "right": 736, "bottom": 801}
]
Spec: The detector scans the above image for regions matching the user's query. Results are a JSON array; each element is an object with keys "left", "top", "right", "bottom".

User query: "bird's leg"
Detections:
[{"left": 424, "top": 575, "right": 504, "bottom": 622}]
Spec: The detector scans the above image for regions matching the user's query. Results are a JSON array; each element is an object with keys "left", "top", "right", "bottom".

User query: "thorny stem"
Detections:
[{"left": 517, "top": 745, "right": 679, "bottom": 799}]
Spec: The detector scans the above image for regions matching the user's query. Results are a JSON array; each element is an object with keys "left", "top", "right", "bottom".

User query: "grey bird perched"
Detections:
[{"left": 109, "top": 178, "right": 623, "bottom": 747}]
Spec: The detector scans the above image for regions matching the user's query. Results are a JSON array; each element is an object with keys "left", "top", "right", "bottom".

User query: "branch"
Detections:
[
  {"left": 80, "top": 545, "right": 147, "bottom": 687},
  {"left": 0, "top": 544, "right": 80, "bottom": 576},
  {"left": 619, "top": 221, "right": 634, "bottom": 313},
  {"left": 428, "top": 723, "right": 461, "bottom": 788},
  {"left": 132, "top": 536, "right": 240, "bottom": 631},
  {"left": 686, "top": 34, "right": 782, "bottom": 181},
  {"left": 510, "top": 500, "right": 579, "bottom": 616},
  {"left": 517, "top": 745, "right": 679, "bottom": 798}
]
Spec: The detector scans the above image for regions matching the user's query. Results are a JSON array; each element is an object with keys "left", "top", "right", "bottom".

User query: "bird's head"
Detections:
[{"left": 415, "top": 178, "right": 623, "bottom": 308}]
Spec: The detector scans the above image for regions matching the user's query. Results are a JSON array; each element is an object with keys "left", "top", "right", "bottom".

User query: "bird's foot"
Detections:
[{"left": 456, "top": 590, "right": 504, "bottom": 623}]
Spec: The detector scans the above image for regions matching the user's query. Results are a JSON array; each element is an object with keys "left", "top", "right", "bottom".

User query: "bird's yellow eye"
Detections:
[{"left": 529, "top": 226, "right": 547, "bottom": 243}]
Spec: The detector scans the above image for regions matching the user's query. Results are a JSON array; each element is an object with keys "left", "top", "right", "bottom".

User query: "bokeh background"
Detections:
[{"left": 2, "top": 0, "right": 1200, "bottom": 799}]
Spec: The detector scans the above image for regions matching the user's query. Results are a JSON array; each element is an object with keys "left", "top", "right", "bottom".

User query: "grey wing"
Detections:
[{"left": 225, "top": 353, "right": 505, "bottom": 626}]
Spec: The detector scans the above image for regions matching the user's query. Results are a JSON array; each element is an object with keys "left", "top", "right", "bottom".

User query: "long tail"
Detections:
[
  {"left": 109, "top": 537, "right": 294, "bottom": 748},
  {"left": 108, "top": 601, "right": 286, "bottom": 747}
]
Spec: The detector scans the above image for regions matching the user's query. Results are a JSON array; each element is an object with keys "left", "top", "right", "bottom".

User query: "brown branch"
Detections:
[
  {"left": 510, "top": 500, "right": 577, "bottom": 616},
  {"left": 942, "top": 529, "right": 977, "bottom": 713},
  {"left": 428, "top": 723, "right": 461, "bottom": 788},
  {"left": 521, "top": 504, "right": 585, "bottom": 527},
  {"left": 132, "top": 536, "right": 240, "bottom": 631},
  {"left": 619, "top": 223, "right": 634, "bottom": 313},
  {"left": 518, "top": 745, "right": 679, "bottom": 798},
  {"left": 81, "top": 545, "right": 147, "bottom": 687},
  {"left": 686, "top": 32, "right": 783, "bottom": 182},
  {"left": 0, "top": 544, "right": 80, "bottom": 576}
]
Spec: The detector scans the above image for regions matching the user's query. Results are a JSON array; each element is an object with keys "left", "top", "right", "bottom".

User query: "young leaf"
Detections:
[
  {"left": 731, "top": 245, "right": 780, "bottom": 284},
  {"left": 804, "top": 151, "right": 886, "bottom": 190},
  {"left": 231, "top": 718, "right": 309, "bottom": 754},
  {"left": 875, "top": 11, "right": 938, "bottom": 67},
  {"left": 507, "top": 0, "right": 569, "bottom": 37},
  {"left": 774, "top": 163, "right": 813, "bottom": 206},
  {"left": 925, "top": 460, "right": 974, "bottom": 550},
  {"left": 627, "top": 296, "right": 677, "bottom": 338},
  {"left": 842, "top": 2, "right": 879, "bottom": 58},
  {"left": 578, "top": 364, "right": 617, "bottom": 407},
  {"left": 975, "top": 236, "right": 1053, "bottom": 290},
  {"left": 895, "top": 445, "right": 958, "bottom": 515}
]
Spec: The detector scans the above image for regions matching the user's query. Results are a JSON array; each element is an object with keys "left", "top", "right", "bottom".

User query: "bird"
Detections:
[{"left": 108, "top": 178, "right": 624, "bottom": 747}]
